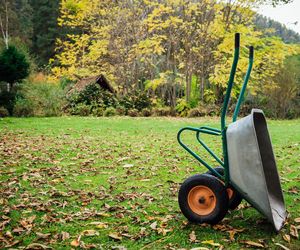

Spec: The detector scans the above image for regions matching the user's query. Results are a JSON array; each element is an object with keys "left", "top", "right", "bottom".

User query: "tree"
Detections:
[
  {"left": 0, "top": 0, "right": 9, "bottom": 48},
  {"left": 30, "top": 0, "right": 60, "bottom": 66},
  {"left": 52, "top": 0, "right": 299, "bottom": 110},
  {"left": 0, "top": 0, "right": 33, "bottom": 48},
  {"left": 268, "top": 0, "right": 294, "bottom": 6},
  {"left": 0, "top": 45, "right": 30, "bottom": 91}
]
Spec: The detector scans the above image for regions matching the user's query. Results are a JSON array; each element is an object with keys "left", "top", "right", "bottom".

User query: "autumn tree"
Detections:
[{"left": 52, "top": 0, "right": 299, "bottom": 111}]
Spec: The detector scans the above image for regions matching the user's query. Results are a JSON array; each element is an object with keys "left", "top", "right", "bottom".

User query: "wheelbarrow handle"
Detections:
[
  {"left": 221, "top": 33, "right": 240, "bottom": 130},
  {"left": 233, "top": 46, "right": 254, "bottom": 122}
]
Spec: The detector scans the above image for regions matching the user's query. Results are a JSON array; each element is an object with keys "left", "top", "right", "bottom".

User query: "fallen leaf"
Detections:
[
  {"left": 111, "top": 246, "right": 127, "bottom": 250},
  {"left": 70, "top": 239, "right": 80, "bottom": 247},
  {"left": 96, "top": 222, "right": 108, "bottom": 229},
  {"left": 36, "top": 232, "right": 51, "bottom": 239},
  {"left": 189, "top": 231, "right": 197, "bottom": 243},
  {"left": 201, "top": 240, "right": 221, "bottom": 247},
  {"left": 275, "top": 243, "right": 291, "bottom": 250},
  {"left": 150, "top": 221, "right": 157, "bottom": 230},
  {"left": 97, "top": 212, "right": 110, "bottom": 217},
  {"left": 82, "top": 229, "right": 99, "bottom": 236},
  {"left": 191, "top": 248, "right": 209, "bottom": 250},
  {"left": 61, "top": 231, "right": 70, "bottom": 241},
  {"left": 123, "top": 164, "right": 133, "bottom": 168},
  {"left": 294, "top": 218, "right": 300, "bottom": 223},
  {"left": 242, "top": 240, "right": 264, "bottom": 248},
  {"left": 290, "top": 225, "right": 299, "bottom": 239},
  {"left": 71, "top": 235, "right": 81, "bottom": 247},
  {"left": 25, "top": 243, "right": 52, "bottom": 249},
  {"left": 282, "top": 234, "right": 290, "bottom": 243},
  {"left": 5, "top": 231, "right": 13, "bottom": 239},
  {"left": 109, "top": 232, "right": 122, "bottom": 241}
]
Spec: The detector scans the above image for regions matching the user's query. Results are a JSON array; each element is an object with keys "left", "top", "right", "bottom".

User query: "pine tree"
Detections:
[{"left": 30, "top": 0, "right": 60, "bottom": 66}]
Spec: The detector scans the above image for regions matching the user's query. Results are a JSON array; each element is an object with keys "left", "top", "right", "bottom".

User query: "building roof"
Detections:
[{"left": 69, "top": 74, "right": 114, "bottom": 95}]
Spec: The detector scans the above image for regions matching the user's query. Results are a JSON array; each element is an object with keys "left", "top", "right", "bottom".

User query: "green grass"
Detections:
[{"left": 0, "top": 116, "right": 299, "bottom": 249}]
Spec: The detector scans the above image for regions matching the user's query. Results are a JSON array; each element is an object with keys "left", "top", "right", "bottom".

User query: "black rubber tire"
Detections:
[
  {"left": 206, "top": 167, "right": 243, "bottom": 210},
  {"left": 178, "top": 174, "right": 229, "bottom": 225}
]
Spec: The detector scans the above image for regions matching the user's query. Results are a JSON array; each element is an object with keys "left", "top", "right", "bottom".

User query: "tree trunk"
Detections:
[
  {"left": 200, "top": 76, "right": 205, "bottom": 101},
  {"left": 185, "top": 72, "right": 191, "bottom": 103}
]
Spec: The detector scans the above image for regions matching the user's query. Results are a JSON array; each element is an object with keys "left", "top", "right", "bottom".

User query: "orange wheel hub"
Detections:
[
  {"left": 218, "top": 179, "right": 234, "bottom": 200},
  {"left": 226, "top": 188, "right": 234, "bottom": 199},
  {"left": 188, "top": 186, "right": 216, "bottom": 216}
]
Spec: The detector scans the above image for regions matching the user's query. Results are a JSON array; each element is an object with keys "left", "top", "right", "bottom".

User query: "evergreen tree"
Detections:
[
  {"left": 0, "top": 45, "right": 30, "bottom": 89},
  {"left": 30, "top": 0, "right": 60, "bottom": 66}
]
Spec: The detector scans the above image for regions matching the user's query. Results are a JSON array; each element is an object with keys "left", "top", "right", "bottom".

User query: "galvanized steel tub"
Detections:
[{"left": 226, "top": 109, "right": 286, "bottom": 231}]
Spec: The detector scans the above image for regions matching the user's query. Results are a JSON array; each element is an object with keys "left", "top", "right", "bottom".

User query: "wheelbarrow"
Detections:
[{"left": 177, "top": 33, "right": 286, "bottom": 231}]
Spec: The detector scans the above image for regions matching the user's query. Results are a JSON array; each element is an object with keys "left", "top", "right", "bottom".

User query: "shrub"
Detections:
[
  {"left": 0, "top": 106, "right": 9, "bottom": 117},
  {"left": 176, "top": 99, "right": 190, "bottom": 117},
  {"left": 152, "top": 107, "right": 175, "bottom": 116},
  {"left": 92, "top": 107, "right": 104, "bottom": 117},
  {"left": 72, "top": 103, "right": 90, "bottom": 116},
  {"left": 141, "top": 108, "right": 152, "bottom": 117},
  {"left": 128, "top": 109, "right": 139, "bottom": 117},
  {"left": 0, "top": 88, "right": 17, "bottom": 115},
  {"left": 119, "top": 90, "right": 151, "bottom": 111},
  {"left": 206, "top": 104, "right": 220, "bottom": 116},
  {"left": 188, "top": 108, "right": 206, "bottom": 118},
  {"left": 13, "top": 98, "right": 34, "bottom": 117},
  {"left": 18, "top": 80, "right": 65, "bottom": 116},
  {"left": 116, "top": 106, "right": 126, "bottom": 116},
  {"left": 68, "top": 83, "right": 118, "bottom": 109},
  {"left": 104, "top": 107, "right": 116, "bottom": 117}
]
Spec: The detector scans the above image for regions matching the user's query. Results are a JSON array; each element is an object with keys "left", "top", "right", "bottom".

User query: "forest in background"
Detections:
[{"left": 0, "top": 0, "right": 299, "bottom": 119}]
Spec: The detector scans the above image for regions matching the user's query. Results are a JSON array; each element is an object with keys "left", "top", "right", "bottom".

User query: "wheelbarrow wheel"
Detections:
[
  {"left": 178, "top": 174, "right": 229, "bottom": 225},
  {"left": 206, "top": 167, "right": 243, "bottom": 210}
]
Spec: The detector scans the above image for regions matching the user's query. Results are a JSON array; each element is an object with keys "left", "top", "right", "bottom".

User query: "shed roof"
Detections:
[{"left": 69, "top": 74, "right": 114, "bottom": 95}]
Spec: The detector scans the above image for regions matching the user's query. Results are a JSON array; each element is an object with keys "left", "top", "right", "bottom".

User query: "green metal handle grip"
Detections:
[
  {"left": 233, "top": 46, "right": 254, "bottom": 122},
  {"left": 221, "top": 33, "right": 240, "bottom": 130}
]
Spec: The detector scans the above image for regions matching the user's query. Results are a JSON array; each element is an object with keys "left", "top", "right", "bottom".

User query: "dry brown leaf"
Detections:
[
  {"left": 242, "top": 240, "right": 265, "bottom": 248},
  {"left": 71, "top": 235, "right": 81, "bottom": 247},
  {"left": 5, "top": 231, "right": 13, "bottom": 239},
  {"left": 25, "top": 243, "right": 52, "bottom": 249},
  {"left": 111, "top": 246, "right": 127, "bottom": 250},
  {"left": 109, "top": 232, "right": 122, "bottom": 241},
  {"left": 290, "top": 225, "right": 299, "bottom": 239},
  {"left": 61, "top": 231, "right": 70, "bottom": 241},
  {"left": 70, "top": 239, "right": 80, "bottom": 247},
  {"left": 201, "top": 240, "right": 221, "bottom": 247},
  {"left": 294, "top": 218, "right": 300, "bottom": 223},
  {"left": 82, "top": 229, "right": 99, "bottom": 237},
  {"left": 150, "top": 221, "right": 157, "bottom": 230},
  {"left": 275, "top": 243, "right": 290, "bottom": 250},
  {"left": 96, "top": 222, "right": 108, "bottom": 229},
  {"left": 282, "top": 234, "right": 290, "bottom": 243},
  {"left": 229, "top": 230, "right": 236, "bottom": 241},
  {"left": 98, "top": 212, "right": 110, "bottom": 217},
  {"left": 36, "top": 232, "right": 51, "bottom": 239},
  {"left": 189, "top": 230, "right": 197, "bottom": 243},
  {"left": 123, "top": 164, "right": 133, "bottom": 168},
  {"left": 190, "top": 248, "right": 209, "bottom": 250}
]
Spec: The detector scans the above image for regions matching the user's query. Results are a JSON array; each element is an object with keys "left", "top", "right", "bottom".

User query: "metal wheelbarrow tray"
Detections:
[
  {"left": 177, "top": 33, "right": 286, "bottom": 232},
  {"left": 227, "top": 109, "right": 286, "bottom": 231}
]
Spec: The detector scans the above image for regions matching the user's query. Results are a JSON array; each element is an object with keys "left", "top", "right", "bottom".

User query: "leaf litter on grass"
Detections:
[{"left": 0, "top": 117, "right": 300, "bottom": 249}]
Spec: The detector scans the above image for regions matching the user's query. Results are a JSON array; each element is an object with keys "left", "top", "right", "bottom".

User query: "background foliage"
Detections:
[{"left": 0, "top": 0, "right": 299, "bottom": 119}]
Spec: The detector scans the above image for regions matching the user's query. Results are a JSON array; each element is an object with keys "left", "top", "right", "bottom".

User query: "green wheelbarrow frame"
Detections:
[
  {"left": 177, "top": 34, "right": 250, "bottom": 186},
  {"left": 177, "top": 33, "right": 286, "bottom": 231}
]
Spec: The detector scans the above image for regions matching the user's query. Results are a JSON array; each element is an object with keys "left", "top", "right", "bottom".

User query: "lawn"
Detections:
[{"left": 0, "top": 116, "right": 299, "bottom": 249}]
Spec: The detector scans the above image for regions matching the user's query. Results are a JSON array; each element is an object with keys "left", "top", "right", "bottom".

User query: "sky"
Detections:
[{"left": 258, "top": 1, "right": 300, "bottom": 35}]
